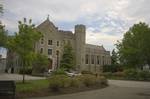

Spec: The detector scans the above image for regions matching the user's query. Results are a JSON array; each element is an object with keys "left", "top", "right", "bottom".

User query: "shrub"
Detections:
[
  {"left": 48, "top": 74, "right": 108, "bottom": 92},
  {"left": 51, "top": 68, "right": 67, "bottom": 75},
  {"left": 19, "top": 68, "right": 32, "bottom": 75},
  {"left": 97, "top": 76, "right": 108, "bottom": 86},
  {"left": 70, "top": 77, "right": 83, "bottom": 88},
  {"left": 81, "top": 70, "right": 93, "bottom": 75},
  {"left": 49, "top": 75, "right": 71, "bottom": 91},
  {"left": 124, "top": 69, "right": 138, "bottom": 80},
  {"left": 78, "top": 74, "right": 97, "bottom": 87},
  {"left": 101, "top": 72, "right": 112, "bottom": 78},
  {"left": 112, "top": 72, "right": 125, "bottom": 77},
  {"left": 124, "top": 69, "right": 150, "bottom": 81},
  {"left": 103, "top": 64, "right": 123, "bottom": 73},
  {"left": 137, "top": 70, "right": 150, "bottom": 81}
]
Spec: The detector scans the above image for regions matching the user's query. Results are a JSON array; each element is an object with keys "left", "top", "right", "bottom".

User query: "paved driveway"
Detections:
[
  {"left": 29, "top": 80, "right": 150, "bottom": 99},
  {"left": 0, "top": 73, "right": 45, "bottom": 81}
]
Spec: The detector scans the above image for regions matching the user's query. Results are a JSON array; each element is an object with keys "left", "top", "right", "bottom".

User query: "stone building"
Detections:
[
  {"left": 0, "top": 55, "right": 6, "bottom": 73},
  {"left": 35, "top": 17, "right": 111, "bottom": 72}
]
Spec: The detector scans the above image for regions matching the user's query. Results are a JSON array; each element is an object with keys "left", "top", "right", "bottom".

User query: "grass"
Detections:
[
  {"left": 16, "top": 79, "right": 49, "bottom": 92},
  {"left": 15, "top": 76, "right": 108, "bottom": 98}
]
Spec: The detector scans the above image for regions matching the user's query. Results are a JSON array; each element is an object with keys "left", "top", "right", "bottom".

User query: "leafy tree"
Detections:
[
  {"left": 0, "top": 4, "right": 3, "bottom": 14},
  {"left": 116, "top": 22, "right": 150, "bottom": 68},
  {"left": 12, "top": 18, "right": 42, "bottom": 83},
  {"left": 32, "top": 53, "right": 49, "bottom": 74},
  {"left": 0, "top": 22, "right": 7, "bottom": 60},
  {"left": 0, "top": 22, "right": 7, "bottom": 48},
  {"left": 111, "top": 49, "right": 118, "bottom": 65},
  {"left": 60, "top": 42, "right": 75, "bottom": 71}
]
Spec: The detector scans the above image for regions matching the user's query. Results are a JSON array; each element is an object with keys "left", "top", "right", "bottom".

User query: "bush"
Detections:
[
  {"left": 97, "top": 76, "right": 108, "bottom": 86},
  {"left": 81, "top": 70, "right": 93, "bottom": 75},
  {"left": 124, "top": 69, "right": 150, "bottom": 81},
  {"left": 48, "top": 74, "right": 108, "bottom": 92},
  {"left": 101, "top": 72, "right": 112, "bottom": 78},
  {"left": 124, "top": 69, "right": 138, "bottom": 80},
  {"left": 70, "top": 77, "right": 83, "bottom": 88},
  {"left": 103, "top": 64, "right": 123, "bottom": 73},
  {"left": 79, "top": 74, "right": 97, "bottom": 87},
  {"left": 137, "top": 70, "right": 150, "bottom": 81},
  {"left": 19, "top": 68, "right": 32, "bottom": 75},
  {"left": 112, "top": 72, "right": 125, "bottom": 77},
  {"left": 51, "top": 69, "right": 67, "bottom": 75},
  {"left": 49, "top": 75, "right": 71, "bottom": 91},
  {"left": 78, "top": 74, "right": 108, "bottom": 87}
]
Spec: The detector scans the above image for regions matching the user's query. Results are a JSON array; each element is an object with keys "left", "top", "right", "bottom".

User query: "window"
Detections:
[
  {"left": 85, "top": 54, "right": 89, "bottom": 64},
  {"left": 97, "top": 56, "right": 100, "bottom": 64},
  {"left": 41, "top": 38, "right": 44, "bottom": 44},
  {"left": 48, "top": 49, "right": 52, "bottom": 55},
  {"left": 48, "top": 40, "right": 52, "bottom": 45},
  {"left": 57, "top": 41, "right": 59, "bottom": 46},
  {"left": 91, "top": 55, "right": 94, "bottom": 64},
  {"left": 40, "top": 48, "right": 43, "bottom": 53},
  {"left": 102, "top": 56, "right": 105, "bottom": 65}
]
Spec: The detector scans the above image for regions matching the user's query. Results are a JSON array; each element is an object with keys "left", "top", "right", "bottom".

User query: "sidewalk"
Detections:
[{"left": 0, "top": 73, "right": 45, "bottom": 81}]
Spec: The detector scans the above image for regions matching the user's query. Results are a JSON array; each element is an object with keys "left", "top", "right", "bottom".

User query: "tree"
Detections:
[
  {"left": 60, "top": 42, "right": 75, "bottom": 71},
  {"left": 0, "top": 22, "right": 7, "bottom": 60},
  {"left": 116, "top": 22, "right": 150, "bottom": 68},
  {"left": 12, "top": 18, "right": 42, "bottom": 83},
  {"left": 0, "top": 22, "right": 7, "bottom": 48},
  {"left": 0, "top": 4, "right": 3, "bottom": 14},
  {"left": 32, "top": 53, "right": 49, "bottom": 74},
  {"left": 111, "top": 49, "right": 118, "bottom": 65}
]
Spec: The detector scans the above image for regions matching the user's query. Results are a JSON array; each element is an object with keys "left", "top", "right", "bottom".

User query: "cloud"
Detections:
[
  {"left": 86, "top": 27, "right": 122, "bottom": 51},
  {"left": 1, "top": 0, "right": 150, "bottom": 55}
]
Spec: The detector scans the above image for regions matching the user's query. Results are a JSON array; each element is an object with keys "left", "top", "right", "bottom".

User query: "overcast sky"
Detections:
[{"left": 0, "top": 0, "right": 150, "bottom": 57}]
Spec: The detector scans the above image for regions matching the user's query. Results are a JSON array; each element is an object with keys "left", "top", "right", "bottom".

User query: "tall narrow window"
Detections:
[
  {"left": 85, "top": 54, "right": 89, "bottom": 64},
  {"left": 48, "top": 49, "right": 52, "bottom": 55},
  {"left": 57, "top": 41, "right": 59, "bottom": 46},
  {"left": 40, "top": 48, "right": 43, "bottom": 53},
  {"left": 91, "top": 55, "right": 94, "bottom": 64},
  {"left": 97, "top": 56, "right": 100, "bottom": 64},
  {"left": 48, "top": 40, "right": 52, "bottom": 45},
  {"left": 102, "top": 56, "right": 105, "bottom": 66},
  {"left": 41, "top": 38, "right": 44, "bottom": 44}
]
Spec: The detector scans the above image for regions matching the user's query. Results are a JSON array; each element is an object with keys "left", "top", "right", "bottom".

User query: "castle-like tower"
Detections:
[{"left": 75, "top": 25, "right": 86, "bottom": 71}]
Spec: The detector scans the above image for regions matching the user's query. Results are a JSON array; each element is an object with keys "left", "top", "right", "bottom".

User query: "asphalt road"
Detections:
[{"left": 29, "top": 80, "right": 150, "bottom": 99}]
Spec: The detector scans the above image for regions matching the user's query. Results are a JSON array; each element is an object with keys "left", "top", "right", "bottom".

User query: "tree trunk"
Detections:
[{"left": 22, "top": 60, "right": 25, "bottom": 83}]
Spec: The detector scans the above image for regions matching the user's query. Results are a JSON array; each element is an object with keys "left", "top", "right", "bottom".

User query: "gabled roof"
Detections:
[
  {"left": 86, "top": 44, "right": 106, "bottom": 51},
  {"left": 37, "top": 18, "right": 58, "bottom": 31}
]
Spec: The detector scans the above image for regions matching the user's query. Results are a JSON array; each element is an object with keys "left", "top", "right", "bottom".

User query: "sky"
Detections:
[{"left": 0, "top": 0, "right": 150, "bottom": 58}]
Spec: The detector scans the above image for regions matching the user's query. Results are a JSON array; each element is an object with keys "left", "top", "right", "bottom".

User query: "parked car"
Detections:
[
  {"left": 44, "top": 69, "right": 53, "bottom": 77},
  {"left": 66, "top": 71, "right": 81, "bottom": 77}
]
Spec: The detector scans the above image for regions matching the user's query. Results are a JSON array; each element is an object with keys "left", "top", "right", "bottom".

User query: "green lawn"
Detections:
[{"left": 16, "top": 79, "right": 49, "bottom": 92}]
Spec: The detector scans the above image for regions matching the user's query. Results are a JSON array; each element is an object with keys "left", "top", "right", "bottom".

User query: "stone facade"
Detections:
[
  {"left": 35, "top": 17, "right": 111, "bottom": 72},
  {"left": 0, "top": 55, "right": 6, "bottom": 73}
]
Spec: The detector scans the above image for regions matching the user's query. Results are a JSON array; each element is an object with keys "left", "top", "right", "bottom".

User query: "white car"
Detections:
[{"left": 66, "top": 72, "right": 81, "bottom": 77}]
